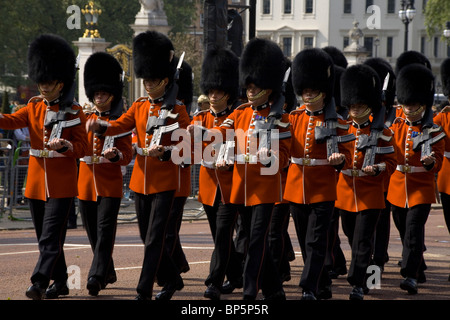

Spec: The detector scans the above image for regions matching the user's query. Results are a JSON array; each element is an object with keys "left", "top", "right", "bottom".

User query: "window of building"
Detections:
[
  {"left": 420, "top": 36, "right": 426, "bottom": 54},
  {"left": 364, "top": 36, "right": 374, "bottom": 57},
  {"left": 304, "top": 36, "right": 314, "bottom": 49},
  {"left": 366, "top": 0, "right": 374, "bottom": 11},
  {"left": 344, "top": 0, "right": 352, "bottom": 14},
  {"left": 387, "top": 0, "right": 396, "bottom": 13},
  {"left": 343, "top": 36, "right": 350, "bottom": 49},
  {"left": 305, "top": 0, "right": 313, "bottom": 14},
  {"left": 282, "top": 37, "right": 292, "bottom": 57},
  {"left": 387, "top": 37, "right": 393, "bottom": 57},
  {"left": 284, "top": 0, "right": 292, "bottom": 14},
  {"left": 263, "top": 0, "right": 271, "bottom": 14},
  {"left": 434, "top": 37, "right": 439, "bottom": 57}
]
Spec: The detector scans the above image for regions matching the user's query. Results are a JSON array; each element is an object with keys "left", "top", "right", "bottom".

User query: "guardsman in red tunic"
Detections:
[
  {"left": 87, "top": 31, "right": 190, "bottom": 300},
  {"left": 158, "top": 59, "right": 193, "bottom": 282},
  {"left": 0, "top": 34, "right": 89, "bottom": 300},
  {"left": 391, "top": 51, "right": 435, "bottom": 283},
  {"left": 268, "top": 58, "right": 297, "bottom": 284},
  {"left": 434, "top": 58, "right": 450, "bottom": 281},
  {"left": 363, "top": 58, "right": 397, "bottom": 272},
  {"left": 211, "top": 38, "right": 291, "bottom": 300},
  {"left": 189, "top": 47, "right": 242, "bottom": 300},
  {"left": 387, "top": 63, "right": 445, "bottom": 295},
  {"left": 285, "top": 48, "right": 354, "bottom": 300},
  {"left": 336, "top": 64, "right": 397, "bottom": 300},
  {"left": 78, "top": 52, "right": 132, "bottom": 296}
]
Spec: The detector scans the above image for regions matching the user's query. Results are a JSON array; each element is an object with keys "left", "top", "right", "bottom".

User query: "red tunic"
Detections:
[
  {"left": 0, "top": 97, "right": 89, "bottom": 200},
  {"left": 192, "top": 109, "right": 233, "bottom": 206},
  {"left": 387, "top": 118, "right": 445, "bottom": 207},
  {"left": 215, "top": 103, "right": 291, "bottom": 206},
  {"left": 335, "top": 122, "right": 397, "bottom": 212},
  {"left": 104, "top": 97, "right": 190, "bottom": 195},
  {"left": 284, "top": 106, "right": 352, "bottom": 204},
  {"left": 77, "top": 113, "right": 133, "bottom": 201},
  {"left": 433, "top": 111, "right": 450, "bottom": 195}
]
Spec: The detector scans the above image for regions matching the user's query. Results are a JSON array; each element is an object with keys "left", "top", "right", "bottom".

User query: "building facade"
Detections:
[{"left": 250, "top": 0, "right": 449, "bottom": 89}]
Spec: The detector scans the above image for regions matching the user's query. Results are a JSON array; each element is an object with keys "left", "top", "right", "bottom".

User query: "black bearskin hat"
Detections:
[
  {"left": 441, "top": 58, "right": 450, "bottom": 97},
  {"left": 395, "top": 50, "right": 431, "bottom": 75},
  {"left": 323, "top": 46, "right": 348, "bottom": 69},
  {"left": 341, "top": 64, "right": 382, "bottom": 113},
  {"left": 239, "top": 38, "right": 286, "bottom": 98},
  {"left": 176, "top": 57, "right": 194, "bottom": 114},
  {"left": 84, "top": 52, "right": 123, "bottom": 104},
  {"left": 333, "top": 65, "right": 346, "bottom": 107},
  {"left": 364, "top": 57, "right": 396, "bottom": 108},
  {"left": 396, "top": 63, "right": 435, "bottom": 109},
  {"left": 27, "top": 34, "right": 76, "bottom": 94},
  {"left": 133, "top": 31, "right": 176, "bottom": 81},
  {"left": 201, "top": 46, "right": 239, "bottom": 105},
  {"left": 292, "top": 48, "right": 335, "bottom": 104},
  {"left": 284, "top": 58, "right": 297, "bottom": 113}
]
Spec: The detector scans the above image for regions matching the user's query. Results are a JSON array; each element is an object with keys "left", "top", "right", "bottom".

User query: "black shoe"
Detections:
[
  {"left": 26, "top": 283, "right": 46, "bottom": 300},
  {"left": 417, "top": 270, "right": 426, "bottom": 283},
  {"left": 155, "top": 277, "right": 184, "bottom": 300},
  {"left": 281, "top": 273, "right": 291, "bottom": 283},
  {"left": 400, "top": 277, "right": 418, "bottom": 294},
  {"left": 262, "top": 289, "right": 286, "bottom": 300},
  {"left": 317, "top": 285, "right": 332, "bottom": 300},
  {"left": 134, "top": 293, "right": 152, "bottom": 300},
  {"left": 349, "top": 286, "right": 364, "bottom": 300},
  {"left": 44, "top": 281, "right": 69, "bottom": 299},
  {"left": 301, "top": 290, "right": 316, "bottom": 300},
  {"left": 179, "top": 264, "right": 190, "bottom": 274},
  {"left": 102, "top": 273, "right": 117, "bottom": 289},
  {"left": 204, "top": 284, "right": 221, "bottom": 300},
  {"left": 221, "top": 278, "right": 243, "bottom": 294},
  {"left": 87, "top": 277, "right": 102, "bottom": 296}
]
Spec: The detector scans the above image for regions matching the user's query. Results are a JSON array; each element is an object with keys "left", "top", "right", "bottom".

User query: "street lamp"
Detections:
[
  {"left": 81, "top": 1, "right": 102, "bottom": 38},
  {"left": 398, "top": 0, "right": 416, "bottom": 52},
  {"left": 374, "top": 36, "right": 380, "bottom": 57},
  {"left": 444, "top": 21, "right": 450, "bottom": 39}
]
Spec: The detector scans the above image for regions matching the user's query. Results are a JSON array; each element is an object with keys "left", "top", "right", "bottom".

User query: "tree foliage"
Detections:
[{"left": 424, "top": 0, "right": 450, "bottom": 43}]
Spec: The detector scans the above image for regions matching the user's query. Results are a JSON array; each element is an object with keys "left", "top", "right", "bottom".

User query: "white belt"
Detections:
[
  {"left": 291, "top": 157, "right": 329, "bottom": 166},
  {"left": 396, "top": 164, "right": 427, "bottom": 173},
  {"left": 136, "top": 147, "right": 151, "bottom": 156},
  {"left": 444, "top": 151, "right": 450, "bottom": 158},
  {"left": 201, "top": 160, "right": 216, "bottom": 169},
  {"left": 341, "top": 169, "right": 368, "bottom": 177},
  {"left": 80, "top": 156, "right": 111, "bottom": 164},
  {"left": 30, "top": 148, "right": 66, "bottom": 158},
  {"left": 235, "top": 154, "right": 258, "bottom": 164}
]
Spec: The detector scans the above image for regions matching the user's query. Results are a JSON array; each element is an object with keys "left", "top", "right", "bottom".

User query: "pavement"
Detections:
[{"left": 0, "top": 199, "right": 449, "bottom": 317}]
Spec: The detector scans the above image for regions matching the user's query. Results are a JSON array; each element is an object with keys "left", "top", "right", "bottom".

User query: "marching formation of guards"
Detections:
[{"left": 2, "top": 31, "right": 449, "bottom": 301}]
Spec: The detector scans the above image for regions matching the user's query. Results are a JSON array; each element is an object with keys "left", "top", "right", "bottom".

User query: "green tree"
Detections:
[
  {"left": 424, "top": 0, "right": 450, "bottom": 44},
  {"left": 0, "top": 0, "right": 140, "bottom": 91},
  {"left": 163, "top": 0, "right": 198, "bottom": 35}
]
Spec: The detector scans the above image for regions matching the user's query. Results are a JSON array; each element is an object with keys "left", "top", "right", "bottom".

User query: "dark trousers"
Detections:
[
  {"left": 392, "top": 204, "right": 431, "bottom": 279},
  {"left": 164, "top": 196, "right": 189, "bottom": 272},
  {"left": 135, "top": 190, "right": 180, "bottom": 296},
  {"left": 237, "top": 203, "right": 282, "bottom": 298},
  {"left": 290, "top": 201, "right": 333, "bottom": 294},
  {"left": 79, "top": 197, "right": 120, "bottom": 284},
  {"left": 269, "top": 203, "right": 293, "bottom": 279},
  {"left": 325, "top": 207, "right": 347, "bottom": 275},
  {"left": 29, "top": 197, "right": 73, "bottom": 287},
  {"left": 340, "top": 209, "right": 380, "bottom": 287},
  {"left": 440, "top": 192, "right": 450, "bottom": 234},
  {"left": 372, "top": 194, "right": 391, "bottom": 267},
  {"left": 205, "top": 202, "right": 242, "bottom": 287}
]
